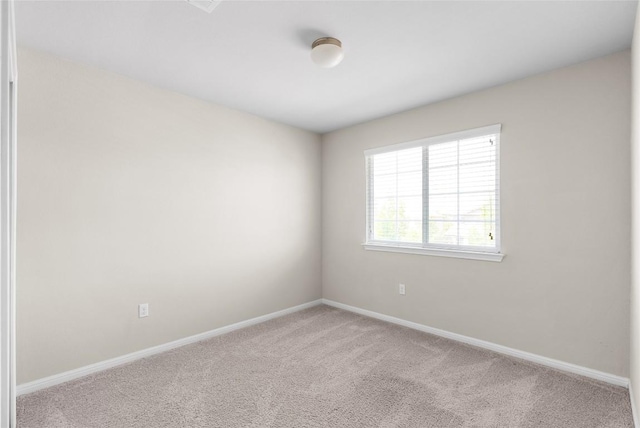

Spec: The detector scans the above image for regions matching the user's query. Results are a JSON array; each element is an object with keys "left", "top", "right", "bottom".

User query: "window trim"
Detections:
[
  {"left": 364, "top": 124, "right": 503, "bottom": 261},
  {"left": 362, "top": 243, "right": 504, "bottom": 262}
]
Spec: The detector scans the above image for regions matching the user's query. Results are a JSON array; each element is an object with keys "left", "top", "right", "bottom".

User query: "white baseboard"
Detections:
[
  {"left": 17, "top": 299, "right": 323, "bottom": 396},
  {"left": 17, "top": 298, "right": 630, "bottom": 398},
  {"left": 631, "top": 383, "right": 640, "bottom": 428},
  {"left": 322, "top": 299, "right": 629, "bottom": 388}
]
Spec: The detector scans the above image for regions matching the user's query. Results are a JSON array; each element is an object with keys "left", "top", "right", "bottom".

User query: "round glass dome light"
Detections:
[{"left": 311, "top": 37, "right": 344, "bottom": 68}]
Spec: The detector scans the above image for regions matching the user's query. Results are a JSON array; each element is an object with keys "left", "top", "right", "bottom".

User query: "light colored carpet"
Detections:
[{"left": 17, "top": 305, "right": 633, "bottom": 427}]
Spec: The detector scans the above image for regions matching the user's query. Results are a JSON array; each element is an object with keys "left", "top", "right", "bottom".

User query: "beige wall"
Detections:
[
  {"left": 16, "top": 48, "right": 322, "bottom": 384},
  {"left": 322, "top": 51, "right": 631, "bottom": 377},
  {"left": 631, "top": 5, "right": 640, "bottom": 416},
  {"left": 17, "top": 44, "right": 633, "bottom": 386}
]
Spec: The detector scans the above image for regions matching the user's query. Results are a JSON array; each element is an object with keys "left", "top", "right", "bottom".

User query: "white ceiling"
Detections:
[{"left": 15, "top": 0, "right": 638, "bottom": 133}]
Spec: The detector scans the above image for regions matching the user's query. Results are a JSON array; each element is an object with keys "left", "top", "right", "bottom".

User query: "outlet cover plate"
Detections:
[{"left": 138, "top": 303, "right": 149, "bottom": 318}]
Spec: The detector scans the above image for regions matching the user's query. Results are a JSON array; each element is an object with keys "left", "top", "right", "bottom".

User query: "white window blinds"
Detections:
[{"left": 365, "top": 124, "right": 501, "bottom": 254}]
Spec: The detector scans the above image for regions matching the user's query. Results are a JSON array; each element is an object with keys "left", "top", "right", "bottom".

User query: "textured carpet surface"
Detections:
[{"left": 17, "top": 305, "right": 633, "bottom": 427}]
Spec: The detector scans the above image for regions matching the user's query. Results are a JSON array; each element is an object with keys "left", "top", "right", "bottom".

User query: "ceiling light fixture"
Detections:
[{"left": 311, "top": 37, "right": 344, "bottom": 68}]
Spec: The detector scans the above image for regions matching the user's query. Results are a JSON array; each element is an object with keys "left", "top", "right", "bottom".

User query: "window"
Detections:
[{"left": 364, "top": 125, "right": 502, "bottom": 262}]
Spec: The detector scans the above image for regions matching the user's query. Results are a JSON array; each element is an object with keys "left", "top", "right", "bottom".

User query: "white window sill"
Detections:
[{"left": 362, "top": 243, "right": 504, "bottom": 262}]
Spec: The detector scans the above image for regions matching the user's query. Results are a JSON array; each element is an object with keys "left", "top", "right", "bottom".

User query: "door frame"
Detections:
[{"left": 0, "top": 0, "right": 17, "bottom": 427}]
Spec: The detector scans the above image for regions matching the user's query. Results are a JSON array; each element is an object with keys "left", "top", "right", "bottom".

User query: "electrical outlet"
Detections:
[
  {"left": 399, "top": 283, "right": 406, "bottom": 295},
  {"left": 138, "top": 303, "right": 149, "bottom": 318}
]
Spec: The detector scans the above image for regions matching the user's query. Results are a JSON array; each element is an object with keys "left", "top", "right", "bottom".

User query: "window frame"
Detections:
[{"left": 364, "top": 124, "right": 503, "bottom": 262}]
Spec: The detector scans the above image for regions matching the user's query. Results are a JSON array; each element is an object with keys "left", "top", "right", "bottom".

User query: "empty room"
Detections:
[{"left": 1, "top": 0, "right": 640, "bottom": 427}]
